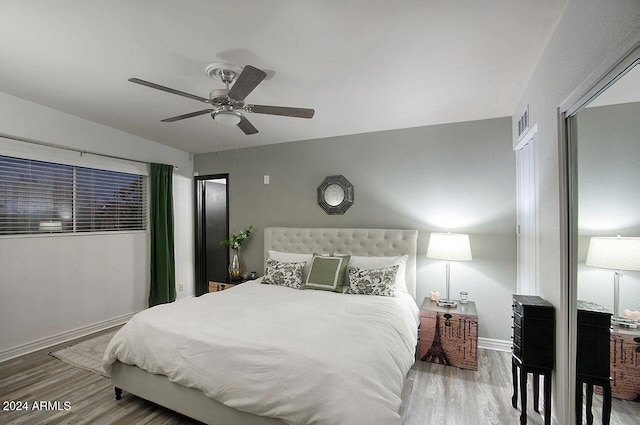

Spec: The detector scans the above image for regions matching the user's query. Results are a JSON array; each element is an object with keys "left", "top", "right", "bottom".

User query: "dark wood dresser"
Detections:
[
  {"left": 511, "top": 295, "right": 555, "bottom": 425},
  {"left": 576, "top": 300, "right": 612, "bottom": 425}
]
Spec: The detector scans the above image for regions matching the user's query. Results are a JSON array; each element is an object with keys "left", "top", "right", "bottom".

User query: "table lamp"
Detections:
[
  {"left": 585, "top": 236, "right": 640, "bottom": 323},
  {"left": 427, "top": 232, "right": 472, "bottom": 308}
]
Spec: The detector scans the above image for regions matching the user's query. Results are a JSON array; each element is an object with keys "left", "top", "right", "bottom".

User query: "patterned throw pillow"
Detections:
[
  {"left": 346, "top": 265, "right": 399, "bottom": 297},
  {"left": 262, "top": 258, "right": 306, "bottom": 289}
]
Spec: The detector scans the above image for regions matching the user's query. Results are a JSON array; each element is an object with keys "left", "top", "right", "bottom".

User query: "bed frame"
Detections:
[{"left": 112, "top": 227, "right": 418, "bottom": 425}]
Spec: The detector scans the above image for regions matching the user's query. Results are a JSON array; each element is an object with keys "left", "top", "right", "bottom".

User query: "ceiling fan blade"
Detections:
[
  {"left": 237, "top": 115, "right": 259, "bottom": 135},
  {"left": 227, "top": 65, "right": 267, "bottom": 102},
  {"left": 248, "top": 104, "right": 315, "bottom": 119},
  {"left": 161, "top": 109, "right": 214, "bottom": 122},
  {"left": 129, "top": 78, "right": 209, "bottom": 103}
]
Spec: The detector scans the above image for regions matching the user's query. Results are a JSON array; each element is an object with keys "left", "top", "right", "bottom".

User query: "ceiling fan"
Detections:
[{"left": 128, "top": 63, "right": 315, "bottom": 135}]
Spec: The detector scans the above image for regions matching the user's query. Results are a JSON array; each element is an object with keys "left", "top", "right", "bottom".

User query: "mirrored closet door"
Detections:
[{"left": 566, "top": 52, "right": 639, "bottom": 424}]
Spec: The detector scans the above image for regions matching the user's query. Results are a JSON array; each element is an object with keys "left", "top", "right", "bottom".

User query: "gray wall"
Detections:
[{"left": 195, "top": 117, "right": 516, "bottom": 341}]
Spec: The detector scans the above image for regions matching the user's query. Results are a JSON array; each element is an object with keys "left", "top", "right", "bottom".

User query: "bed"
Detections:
[{"left": 104, "top": 227, "right": 419, "bottom": 425}]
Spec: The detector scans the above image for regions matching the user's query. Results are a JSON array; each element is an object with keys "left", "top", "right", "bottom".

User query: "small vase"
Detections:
[{"left": 229, "top": 248, "right": 243, "bottom": 281}]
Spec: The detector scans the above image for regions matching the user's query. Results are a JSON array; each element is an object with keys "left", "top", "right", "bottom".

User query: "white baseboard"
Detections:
[
  {"left": 0, "top": 311, "right": 138, "bottom": 363},
  {"left": 478, "top": 337, "right": 512, "bottom": 352}
]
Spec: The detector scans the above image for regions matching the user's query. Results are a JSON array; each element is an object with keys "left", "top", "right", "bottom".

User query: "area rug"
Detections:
[{"left": 50, "top": 330, "right": 117, "bottom": 378}]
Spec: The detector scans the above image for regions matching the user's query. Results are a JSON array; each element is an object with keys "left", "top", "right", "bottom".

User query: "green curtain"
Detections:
[{"left": 149, "top": 163, "right": 176, "bottom": 307}]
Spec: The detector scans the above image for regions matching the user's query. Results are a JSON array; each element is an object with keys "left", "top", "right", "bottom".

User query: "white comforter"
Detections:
[{"left": 103, "top": 279, "right": 419, "bottom": 425}]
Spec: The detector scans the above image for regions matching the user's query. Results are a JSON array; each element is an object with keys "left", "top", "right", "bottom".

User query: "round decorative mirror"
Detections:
[
  {"left": 317, "top": 175, "right": 354, "bottom": 214},
  {"left": 323, "top": 183, "right": 345, "bottom": 206}
]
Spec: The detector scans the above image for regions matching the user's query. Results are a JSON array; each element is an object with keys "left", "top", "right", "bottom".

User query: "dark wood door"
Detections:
[{"left": 195, "top": 175, "right": 229, "bottom": 296}]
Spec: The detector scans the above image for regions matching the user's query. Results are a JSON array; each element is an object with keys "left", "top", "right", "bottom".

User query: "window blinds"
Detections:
[{"left": 0, "top": 155, "right": 147, "bottom": 235}]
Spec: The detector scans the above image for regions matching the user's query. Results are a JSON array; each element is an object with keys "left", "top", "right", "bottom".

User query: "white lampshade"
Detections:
[
  {"left": 585, "top": 236, "right": 640, "bottom": 271},
  {"left": 427, "top": 233, "right": 472, "bottom": 261},
  {"left": 214, "top": 111, "right": 242, "bottom": 126}
]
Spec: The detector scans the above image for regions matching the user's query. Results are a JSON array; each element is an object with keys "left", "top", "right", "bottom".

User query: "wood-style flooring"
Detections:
[{"left": 1, "top": 329, "right": 638, "bottom": 424}]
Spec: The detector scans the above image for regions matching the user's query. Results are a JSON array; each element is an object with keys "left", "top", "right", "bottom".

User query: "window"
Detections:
[
  {"left": 75, "top": 167, "right": 146, "bottom": 232},
  {"left": 0, "top": 154, "right": 147, "bottom": 235}
]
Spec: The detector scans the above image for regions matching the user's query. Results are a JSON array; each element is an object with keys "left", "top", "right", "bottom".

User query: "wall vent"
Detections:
[{"left": 518, "top": 105, "right": 529, "bottom": 139}]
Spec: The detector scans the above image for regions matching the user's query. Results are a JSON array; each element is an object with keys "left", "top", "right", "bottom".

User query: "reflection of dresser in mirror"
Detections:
[
  {"left": 576, "top": 301, "right": 611, "bottom": 425},
  {"left": 578, "top": 300, "right": 640, "bottom": 401}
]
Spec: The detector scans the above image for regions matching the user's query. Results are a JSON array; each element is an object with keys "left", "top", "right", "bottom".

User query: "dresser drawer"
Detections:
[
  {"left": 513, "top": 343, "right": 522, "bottom": 360},
  {"left": 512, "top": 295, "right": 555, "bottom": 320},
  {"left": 513, "top": 311, "right": 522, "bottom": 328},
  {"left": 513, "top": 325, "right": 522, "bottom": 347}
]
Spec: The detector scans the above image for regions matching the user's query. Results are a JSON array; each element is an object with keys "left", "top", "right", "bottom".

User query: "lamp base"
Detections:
[{"left": 437, "top": 299, "right": 458, "bottom": 308}]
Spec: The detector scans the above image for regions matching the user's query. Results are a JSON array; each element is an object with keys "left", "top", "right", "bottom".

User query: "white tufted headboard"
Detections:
[{"left": 264, "top": 227, "right": 419, "bottom": 298}]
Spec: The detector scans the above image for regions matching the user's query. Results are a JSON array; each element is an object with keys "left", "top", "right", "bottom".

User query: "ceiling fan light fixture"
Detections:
[{"left": 213, "top": 110, "right": 242, "bottom": 126}]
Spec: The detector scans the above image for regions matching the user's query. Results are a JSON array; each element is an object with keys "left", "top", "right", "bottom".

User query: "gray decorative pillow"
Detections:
[
  {"left": 346, "top": 265, "right": 399, "bottom": 297},
  {"left": 262, "top": 258, "right": 305, "bottom": 289},
  {"left": 303, "top": 254, "right": 351, "bottom": 292}
]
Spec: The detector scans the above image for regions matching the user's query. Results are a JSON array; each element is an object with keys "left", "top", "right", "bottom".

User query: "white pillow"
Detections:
[
  {"left": 267, "top": 250, "right": 314, "bottom": 281},
  {"left": 335, "top": 254, "right": 409, "bottom": 294}
]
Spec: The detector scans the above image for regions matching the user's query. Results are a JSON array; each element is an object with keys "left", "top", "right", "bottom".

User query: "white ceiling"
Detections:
[{"left": 0, "top": 0, "right": 568, "bottom": 154}]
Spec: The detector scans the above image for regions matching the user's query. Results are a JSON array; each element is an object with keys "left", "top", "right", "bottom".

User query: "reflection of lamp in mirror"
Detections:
[
  {"left": 585, "top": 236, "right": 640, "bottom": 322},
  {"left": 427, "top": 232, "right": 472, "bottom": 308},
  {"left": 39, "top": 220, "right": 62, "bottom": 232}
]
